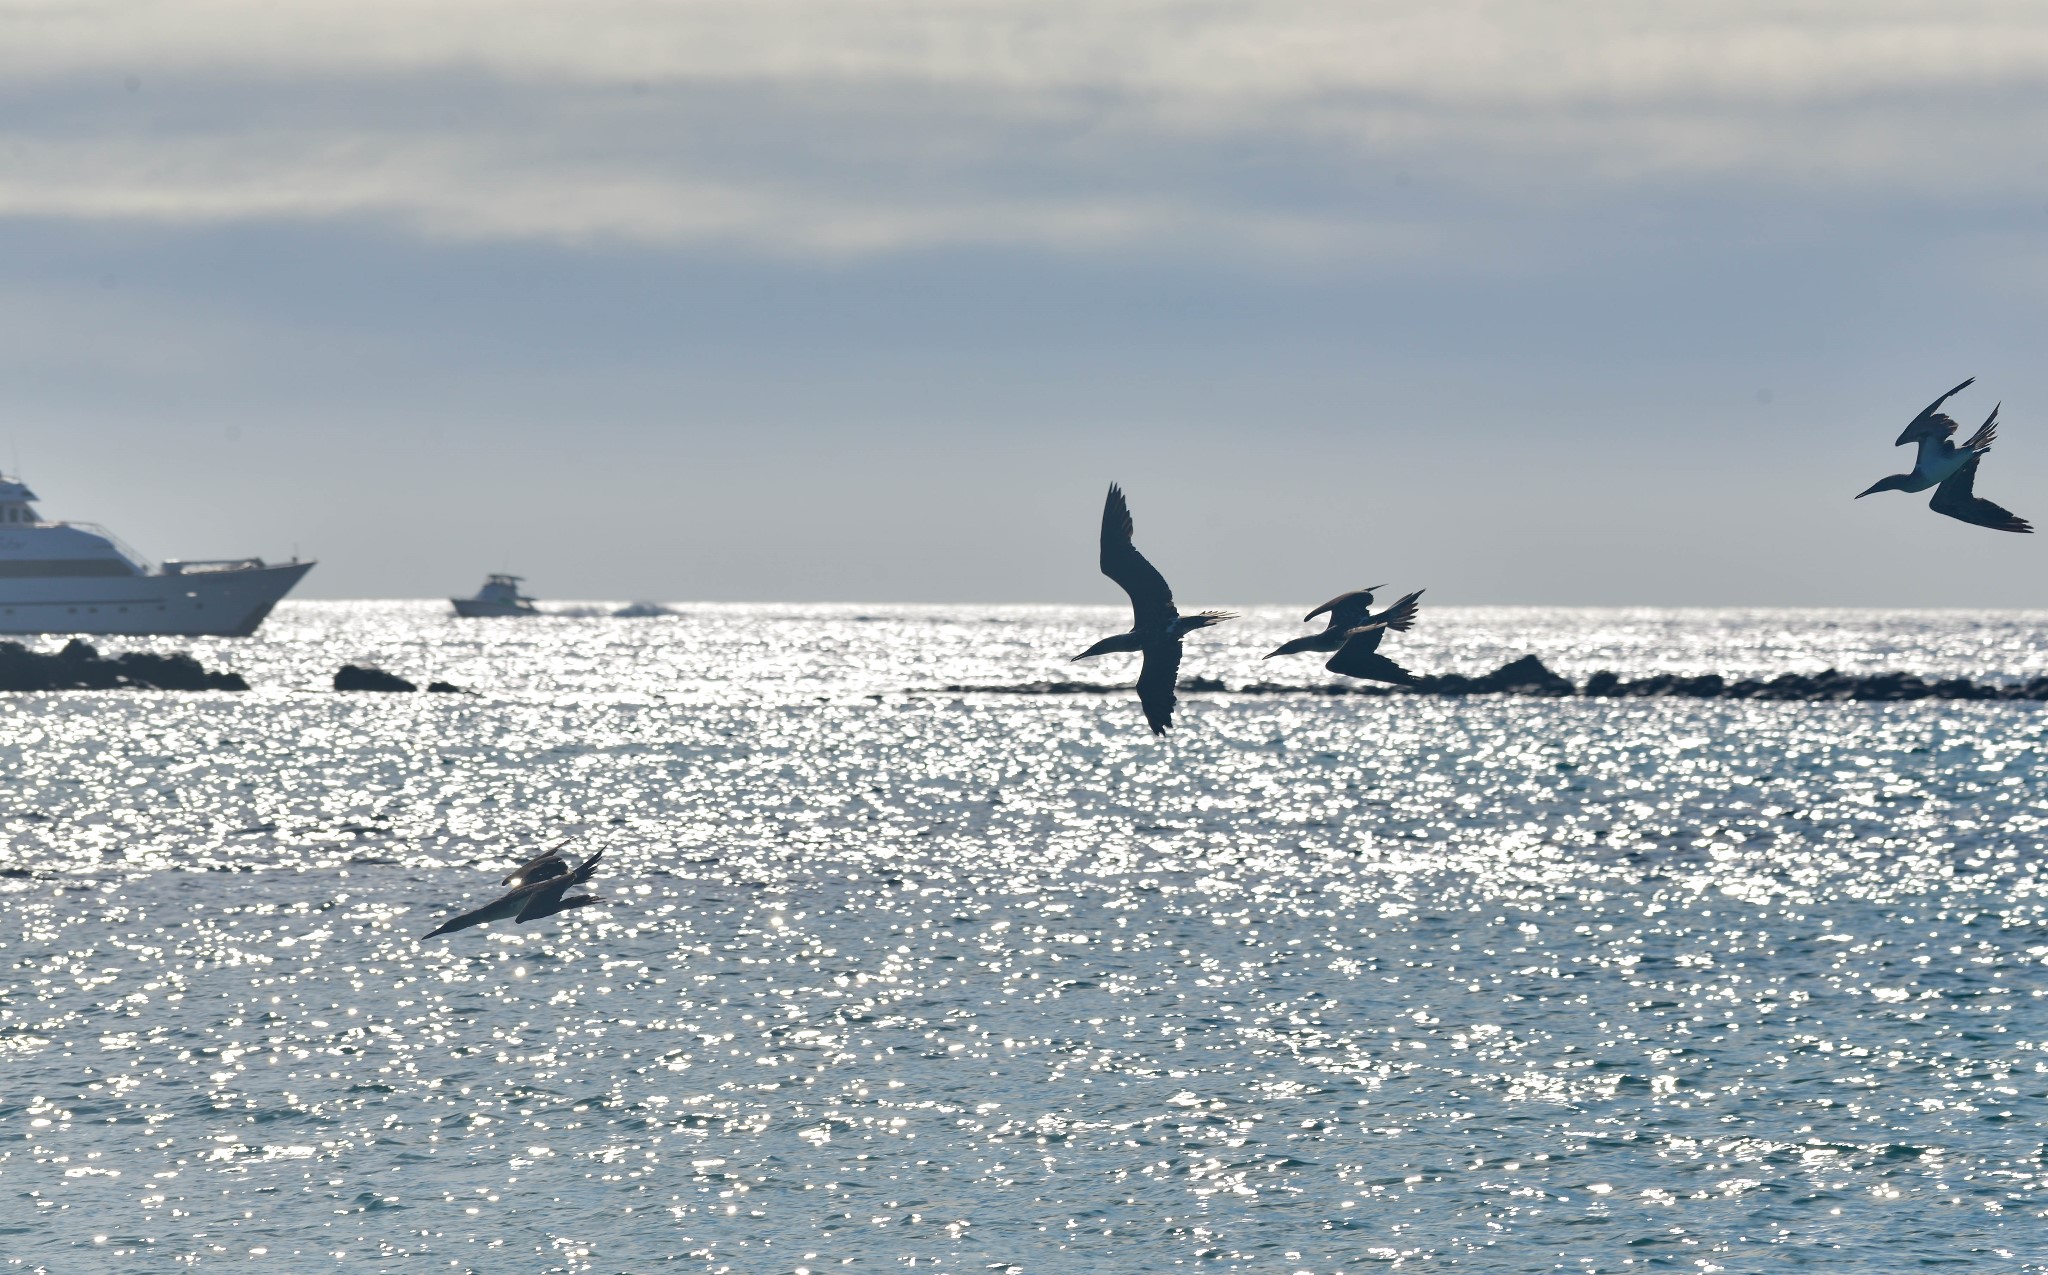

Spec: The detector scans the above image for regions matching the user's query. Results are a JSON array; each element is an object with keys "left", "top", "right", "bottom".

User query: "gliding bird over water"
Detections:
[
  {"left": 1857, "top": 377, "right": 2033, "bottom": 533},
  {"left": 1266, "top": 586, "right": 1426, "bottom": 685},
  {"left": 1072, "top": 483, "right": 1235, "bottom": 735},
  {"left": 423, "top": 847, "right": 608, "bottom": 939}
]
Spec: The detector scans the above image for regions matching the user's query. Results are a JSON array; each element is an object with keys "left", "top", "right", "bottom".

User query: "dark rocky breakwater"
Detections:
[
  {"left": 4, "top": 644, "right": 2041, "bottom": 702},
  {"left": 0, "top": 644, "right": 472, "bottom": 694},
  {"left": 0, "top": 639, "right": 248, "bottom": 691},
  {"left": 950, "top": 655, "right": 2048, "bottom": 702}
]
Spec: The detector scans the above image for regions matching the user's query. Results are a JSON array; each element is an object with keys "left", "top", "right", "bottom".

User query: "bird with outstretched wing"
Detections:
[
  {"left": 1072, "top": 484, "right": 1235, "bottom": 735},
  {"left": 424, "top": 849, "right": 608, "bottom": 938},
  {"left": 1859, "top": 379, "right": 2033, "bottom": 533}
]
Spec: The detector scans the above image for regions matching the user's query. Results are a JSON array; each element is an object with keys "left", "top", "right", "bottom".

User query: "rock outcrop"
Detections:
[
  {"left": 0, "top": 639, "right": 248, "bottom": 691},
  {"left": 333, "top": 665, "right": 418, "bottom": 693}
]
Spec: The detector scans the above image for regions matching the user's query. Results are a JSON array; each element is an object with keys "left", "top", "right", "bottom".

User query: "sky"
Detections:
[{"left": 5, "top": 0, "right": 2048, "bottom": 606}]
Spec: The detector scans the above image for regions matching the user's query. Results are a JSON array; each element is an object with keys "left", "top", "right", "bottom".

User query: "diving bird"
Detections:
[
  {"left": 423, "top": 848, "right": 608, "bottom": 939},
  {"left": 1857, "top": 378, "right": 2033, "bottom": 533},
  {"left": 1071, "top": 483, "right": 1236, "bottom": 735},
  {"left": 1266, "top": 587, "right": 1425, "bottom": 685}
]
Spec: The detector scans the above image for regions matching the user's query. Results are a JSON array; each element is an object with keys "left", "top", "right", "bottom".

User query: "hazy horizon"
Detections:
[
  {"left": 209, "top": 596, "right": 2048, "bottom": 614},
  {"left": 8, "top": 2, "right": 2048, "bottom": 607}
]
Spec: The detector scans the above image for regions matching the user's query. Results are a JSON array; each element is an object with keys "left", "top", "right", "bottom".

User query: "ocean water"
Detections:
[{"left": 2, "top": 602, "right": 2047, "bottom": 1273}]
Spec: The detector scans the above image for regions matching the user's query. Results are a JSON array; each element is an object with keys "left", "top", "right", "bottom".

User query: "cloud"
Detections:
[
  {"left": 0, "top": 1, "right": 2044, "bottom": 254},
  {"left": 0, "top": 128, "right": 1447, "bottom": 258},
  {"left": 11, "top": 1, "right": 2048, "bottom": 103}
]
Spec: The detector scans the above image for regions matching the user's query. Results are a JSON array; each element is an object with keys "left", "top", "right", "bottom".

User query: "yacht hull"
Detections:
[
  {"left": 0, "top": 561, "right": 314, "bottom": 636},
  {"left": 450, "top": 599, "right": 537, "bottom": 618}
]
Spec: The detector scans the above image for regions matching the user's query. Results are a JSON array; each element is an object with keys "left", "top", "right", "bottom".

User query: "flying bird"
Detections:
[
  {"left": 1266, "top": 587, "right": 1425, "bottom": 685},
  {"left": 1071, "top": 483, "right": 1235, "bottom": 734},
  {"left": 1858, "top": 378, "right": 2033, "bottom": 533},
  {"left": 1266, "top": 586, "right": 1419, "bottom": 657},
  {"left": 423, "top": 848, "right": 608, "bottom": 939}
]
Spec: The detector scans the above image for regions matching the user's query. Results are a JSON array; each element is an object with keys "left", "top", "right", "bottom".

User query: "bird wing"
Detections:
[
  {"left": 1897, "top": 377, "right": 1974, "bottom": 445},
  {"left": 1135, "top": 640, "right": 1182, "bottom": 735},
  {"left": 1929, "top": 456, "right": 2033, "bottom": 533},
  {"left": 1368, "top": 589, "right": 1424, "bottom": 633},
  {"left": 1304, "top": 588, "right": 1378, "bottom": 630},
  {"left": 1903, "top": 413, "right": 1962, "bottom": 446},
  {"left": 502, "top": 837, "right": 571, "bottom": 884},
  {"left": 1324, "top": 625, "right": 1420, "bottom": 684},
  {"left": 1101, "top": 484, "right": 1177, "bottom": 631},
  {"left": 503, "top": 855, "right": 567, "bottom": 887}
]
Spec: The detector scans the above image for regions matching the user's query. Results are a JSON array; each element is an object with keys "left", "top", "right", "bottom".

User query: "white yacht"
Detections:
[
  {"left": 451, "top": 573, "right": 538, "bottom": 618},
  {"left": 0, "top": 474, "right": 313, "bottom": 636}
]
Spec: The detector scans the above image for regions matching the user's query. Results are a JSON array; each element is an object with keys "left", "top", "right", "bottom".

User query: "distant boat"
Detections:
[
  {"left": 0, "top": 473, "right": 312, "bottom": 637},
  {"left": 611, "top": 601, "right": 675, "bottom": 618},
  {"left": 451, "top": 573, "right": 538, "bottom": 618}
]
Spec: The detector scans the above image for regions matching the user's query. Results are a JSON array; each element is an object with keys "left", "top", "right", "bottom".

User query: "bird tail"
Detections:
[
  {"left": 1962, "top": 403, "right": 2000, "bottom": 454},
  {"left": 1372, "top": 590, "right": 1425, "bottom": 633}
]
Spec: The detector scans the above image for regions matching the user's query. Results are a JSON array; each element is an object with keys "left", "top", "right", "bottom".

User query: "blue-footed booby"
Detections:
[
  {"left": 1858, "top": 378, "right": 2033, "bottom": 533},
  {"left": 1267, "top": 587, "right": 1425, "bottom": 685},
  {"left": 1071, "top": 483, "right": 1235, "bottom": 734},
  {"left": 424, "top": 848, "right": 608, "bottom": 938}
]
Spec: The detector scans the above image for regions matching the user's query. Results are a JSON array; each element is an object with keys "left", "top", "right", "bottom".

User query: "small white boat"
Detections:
[
  {"left": 0, "top": 473, "right": 312, "bottom": 636},
  {"left": 451, "top": 574, "right": 538, "bottom": 618}
]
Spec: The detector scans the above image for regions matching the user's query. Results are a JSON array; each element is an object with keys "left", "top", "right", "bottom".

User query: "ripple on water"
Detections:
[{"left": 0, "top": 606, "right": 2045, "bottom": 1271}]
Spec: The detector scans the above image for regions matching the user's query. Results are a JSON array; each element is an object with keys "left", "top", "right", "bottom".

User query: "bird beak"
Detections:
[
  {"left": 1854, "top": 484, "right": 1878, "bottom": 499},
  {"left": 1262, "top": 648, "right": 1281, "bottom": 659}
]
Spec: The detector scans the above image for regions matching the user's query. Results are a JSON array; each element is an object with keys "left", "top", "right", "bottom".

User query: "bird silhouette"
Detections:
[
  {"left": 424, "top": 848, "right": 608, "bottom": 939},
  {"left": 1858, "top": 378, "right": 2032, "bottom": 532},
  {"left": 1071, "top": 484, "right": 1235, "bottom": 734},
  {"left": 1267, "top": 588, "right": 1425, "bottom": 685}
]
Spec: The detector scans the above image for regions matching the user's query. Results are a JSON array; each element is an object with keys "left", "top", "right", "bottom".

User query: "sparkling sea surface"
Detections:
[{"left": 3, "top": 602, "right": 2048, "bottom": 1273}]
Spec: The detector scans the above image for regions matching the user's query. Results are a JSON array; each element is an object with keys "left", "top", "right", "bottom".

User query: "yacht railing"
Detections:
[{"left": 58, "top": 522, "right": 153, "bottom": 573}]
